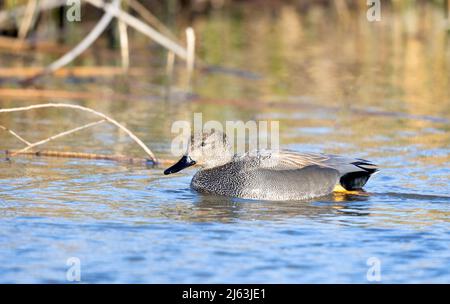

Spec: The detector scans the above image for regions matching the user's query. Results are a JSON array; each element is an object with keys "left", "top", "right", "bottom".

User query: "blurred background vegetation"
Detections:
[
  {"left": 0, "top": 0, "right": 449, "bottom": 159},
  {"left": 1, "top": 2, "right": 449, "bottom": 285}
]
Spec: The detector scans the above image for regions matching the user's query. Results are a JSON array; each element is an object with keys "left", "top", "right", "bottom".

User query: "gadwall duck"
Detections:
[{"left": 164, "top": 130, "right": 379, "bottom": 201}]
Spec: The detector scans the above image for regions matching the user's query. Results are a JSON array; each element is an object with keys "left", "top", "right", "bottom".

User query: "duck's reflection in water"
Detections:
[{"left": 160, "top": 191, "right": 372, "bottom": 223}]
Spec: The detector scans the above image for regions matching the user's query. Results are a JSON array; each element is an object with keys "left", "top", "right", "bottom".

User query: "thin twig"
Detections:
[
  {"left": 166, "top": 51, "right": 175, "bottom": 80},
  {"left": 0, "top": 36, "right": 71, "bottom": 53},
  {"left": 0, "top": 103, "right": 158, "bottom": 162},
  {"left": 85, "top": 0, "right": 188, "bottom": 60},
  {"left": 0, "top": 0, "right": 66, "bottom": 26},
  {"left": 0, "top": 66, "right": 146, "bottom": 78},
  {"left": 0, "top": 125, "right": 31, "bottom": 145},
  {"left": 118, "top": 19, "right": 130, "bottom": 71},
  {"left": 0, "top": 88, "right": 116, "bottom": 100},
  {"left": 18, "top": 0, "right": 38, "bottom": 40},
  {"left": 185, "top": 27, "right": 195, "bottom": 87},
  {"left": 22, "top": 0, "right": 120, "bottom": 83},
  {"left": 3, "top": 150, "right": 174, "bottom": 166},
  {"left": 334, "top": 0, "right": 351, "bottom": 23},
  {"left": 10, "top": 119, "right": 106, "bottom": 156},
  {"left": 0, "top": 87, "right": 191, "bottom": 102},
  {"left": 125, "top": 0, "right": 207, "bottom": 67},
  {"left": 125, "top": 0, "right": 178, "bottom": 41}
]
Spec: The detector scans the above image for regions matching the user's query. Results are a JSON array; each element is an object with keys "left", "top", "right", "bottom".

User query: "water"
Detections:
[{"left": 0, "top": 3, "right": 449, "bottom": 283}]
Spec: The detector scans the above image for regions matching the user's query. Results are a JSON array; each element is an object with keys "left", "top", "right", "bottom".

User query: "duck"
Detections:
[{"left": 164, "top": 130, "right": 379, "bottom": 201}]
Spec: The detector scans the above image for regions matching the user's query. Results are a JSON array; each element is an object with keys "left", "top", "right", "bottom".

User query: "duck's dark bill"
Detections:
[{"left": 164, "top": 156, "right": 196, "bottom": 175}]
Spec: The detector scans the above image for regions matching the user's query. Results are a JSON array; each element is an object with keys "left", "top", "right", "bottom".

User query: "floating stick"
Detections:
[{"left": 0, "top": 103, "right": 158, "bottom": 162}]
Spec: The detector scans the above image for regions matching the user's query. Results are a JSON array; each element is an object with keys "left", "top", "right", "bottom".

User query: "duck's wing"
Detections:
[
  {"left": 266, "top": 150, "right": 330, "bottom": 169},
  {"left": 262, "top": 150, "right": 377, "bottom": 172},
  {"left": 259, "top": 150, "right": 332, "bottom": 170},
  {"left": 260, "top": 150, "right": 379, "bottom": 190}
]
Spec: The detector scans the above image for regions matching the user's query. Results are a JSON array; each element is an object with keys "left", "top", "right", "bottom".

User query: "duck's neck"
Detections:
[{"left": 202, "top": 149, "right": 234, "bottom": 169}]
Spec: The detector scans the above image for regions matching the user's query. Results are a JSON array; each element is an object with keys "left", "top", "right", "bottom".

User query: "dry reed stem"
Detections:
[
  {"left": 0, "top": 36, "right": 30, "bottom": 50},
  {"left": 18, "top": 0, "right": 38, "bottom": 40},
  {"left": 23, "top": 0, "right": 120, "bottom": 83},
  {"left": 0, "top": 36, "right": 71, "bottom": 53},
  {"left": 0, "top": 103, "right": 158, "bottom": 162},
  {"left": 185, "top": 27, "right": 195, "bottom": 86},
  {"left": 166, "top": 51, "right": 175, "bottom": 79},
  {"left": 447, "top": 0, "right": 450, "bottom": 19},
  {"left": 0, "top": 87, "right": 191, "bottom": 103},
  {"left": 0, "top": 88, "right": 110, "bottom": 100},
  {"left": 0, "top": 0, "right": 66, "bottom": 26},
  {"left": 0, "top": 66, "right": 146, "bottom": 78},
  {"left": 125, "top": 0, "right": 207, "bottom": 68},
  {"left": 9, "top": 119, "right": 106, "bottom": 156},
  {"left": 125, "top": 0, "right": 178, "bottom": 42},
  {"left": 118, "top": 19, "right": 130, "bottom": 71},
  {"left": 85, "top": 0, "right": 188, "bottom": 60},
  {"left": 3, "top": 150, "right": 174, "bottom": 166},
  {"left": 0, "top": 124, "right": 31, "bottom": 145},
  {"left": 334, "top": 0, "right": 351, "bottom": 23}
]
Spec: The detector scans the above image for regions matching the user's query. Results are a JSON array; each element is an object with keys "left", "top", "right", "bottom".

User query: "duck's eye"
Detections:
[{"left": 201, "top": 142, "right": 206, "bottom": 147}]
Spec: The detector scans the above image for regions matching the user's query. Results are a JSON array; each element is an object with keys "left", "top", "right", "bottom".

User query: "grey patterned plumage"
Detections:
[{"left": 164, "top": 130, "right": 379, "bottom": 201}]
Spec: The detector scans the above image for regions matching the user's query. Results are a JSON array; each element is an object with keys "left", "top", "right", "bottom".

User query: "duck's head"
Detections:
[{"left": 164, "top": 130, "right": 234, "bottom": 175}]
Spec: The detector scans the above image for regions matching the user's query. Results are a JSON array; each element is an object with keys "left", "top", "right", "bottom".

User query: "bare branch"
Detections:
[
  {"left": 10, "top": 119, "right": 106, "bottom": 156},
  {"left": 85, "top": 0, "right": 188, "bottom": 60},
  {"left": 23, "top": 0, "right": 120, "bottom": 82},
  {"left": 18, "top": 0, "right": 38, "bottom": 40},
  {"left": 3, "top": 149, "right": 174, "bottom": 166},
  {"left": 118, "top": 19, "right": 130, "bottom": 70},
  {"left": 0, "top": 124, "right": 31, "bottom": 146},
  {"left": 125, "top": 0, "right": 178, "bottom": 41},
  {"left": 0, "top": 0, "right": 66, "bottom": 26},
  {"left": 185, "top": 27, "right": 196, "bottom": 87},
  {"left": 0, "top": 103, "right": 158, "bottom": 162}
]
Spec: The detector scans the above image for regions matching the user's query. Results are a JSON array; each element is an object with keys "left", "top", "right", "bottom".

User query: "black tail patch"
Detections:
[
  {"left": 339, "top": 160, "right": 379, "bottom": 190},
  {"left": 352, "top": 160, "right": 379, "bottom": 174},
  {"left": 339, "top": 171, "right": 371, "bottom": 190},
  {"left": 352, "top": 159, "right": 378, "bottom": 174}
]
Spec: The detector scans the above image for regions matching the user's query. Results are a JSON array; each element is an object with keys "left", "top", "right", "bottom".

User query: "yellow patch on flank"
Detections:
[
  {"left": 333, "top": 184, "right": 363, "bottom": 195},
  {"left": 333, "top": 184, "right": 348, "bottom": 192}
]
